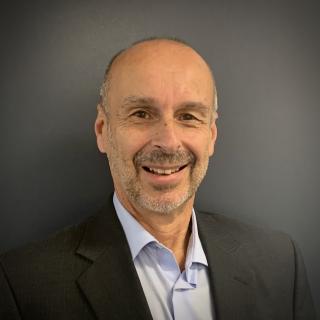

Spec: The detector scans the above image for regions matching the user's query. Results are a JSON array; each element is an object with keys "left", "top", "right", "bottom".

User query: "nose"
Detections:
[{"left": 151, "top": 120, "right": 182, "bottom": 152}]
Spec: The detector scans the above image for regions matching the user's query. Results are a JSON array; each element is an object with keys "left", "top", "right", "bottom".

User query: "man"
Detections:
[{"left": 0, "top": 38, "right": 316, "bottom": 319}]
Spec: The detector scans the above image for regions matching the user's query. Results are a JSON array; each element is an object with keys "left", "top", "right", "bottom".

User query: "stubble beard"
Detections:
[{"left": 106, "top": 127, "right": 209, "bottom": 215}]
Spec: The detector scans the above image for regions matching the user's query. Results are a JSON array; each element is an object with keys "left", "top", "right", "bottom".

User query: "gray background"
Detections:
[{"left": 1, "top": 0, "right": 319, "bottom": 316}]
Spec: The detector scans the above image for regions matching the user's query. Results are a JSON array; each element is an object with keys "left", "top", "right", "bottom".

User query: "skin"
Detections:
[{"left": 95, "top": 40, "right": 217, "bottom": 270}]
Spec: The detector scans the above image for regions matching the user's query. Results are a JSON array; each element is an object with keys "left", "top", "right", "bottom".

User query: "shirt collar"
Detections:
[
  {"left": 113, "top": 193, "right": 208, "bottom": 268},
  {"left": 113, "top": 193, "right": 157, "bottom": 260},
  {"left": 186, "top": 208, "right": 208, "bottom": 267}
]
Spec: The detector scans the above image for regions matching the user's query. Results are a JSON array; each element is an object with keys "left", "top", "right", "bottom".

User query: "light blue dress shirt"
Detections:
[{"left": 113, "top": 193, "right": 214, "bottom": 320}]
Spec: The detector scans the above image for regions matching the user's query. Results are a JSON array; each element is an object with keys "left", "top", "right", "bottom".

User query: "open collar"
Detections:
[{"left": 113, "top": 193, "right": 208, "bottom": 269}]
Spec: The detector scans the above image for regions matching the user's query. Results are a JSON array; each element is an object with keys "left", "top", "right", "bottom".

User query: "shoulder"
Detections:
[
  {"left": 196, "top": 210, "right": 296, "bottom": 261},
  {"left": 0, "top": 197, "right": 116, "bottom": 268},
  {"left": 0, "top": 218, "right": 89, "bottom": 278},
  {"left": 0, "top": 199, "right": 118, "bottom": 281},
  {"left": 0, "top": 200, "right": 130, "bottom": 319},
  {"left": 196, "top": 210, "right": 299, "bottom": 296},
  {"left": 196, "top": 212, "right": 316, "bottom": 319},
  {"left": 196, "top": 210, "right": 291, "bottom": 239}
]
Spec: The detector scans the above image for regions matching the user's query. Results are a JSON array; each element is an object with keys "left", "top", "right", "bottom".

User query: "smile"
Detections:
[{"left": 142, "top": 164, "right": 188, "bottom": 175}]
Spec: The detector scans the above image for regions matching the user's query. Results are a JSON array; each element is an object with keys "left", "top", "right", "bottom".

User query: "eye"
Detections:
[
  {"left": 178, "top": 113, "right": 199, "bottom": 121},
  {"left": 131, "top": 110, "right": 151, "bottom": 119}
]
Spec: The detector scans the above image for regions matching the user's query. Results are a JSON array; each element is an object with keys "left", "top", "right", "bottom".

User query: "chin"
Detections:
[{"left": 134, "top": 190, "right": 193, "bottom": 215}]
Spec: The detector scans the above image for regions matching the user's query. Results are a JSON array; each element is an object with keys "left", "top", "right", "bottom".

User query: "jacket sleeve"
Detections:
[
  {"left": 0, "top": 261, "right": 22, "bottom": 320},
  {"left": 292, "top": 241, "right": 317, "bottom": 320}
]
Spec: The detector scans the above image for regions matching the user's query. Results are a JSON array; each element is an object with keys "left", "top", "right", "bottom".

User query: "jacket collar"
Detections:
[
  {"left": 197, "top": 210, "right": 257, "bottom": 319},
  {"left": 75, "top": 198, "right": 153, "bottom": 320}
]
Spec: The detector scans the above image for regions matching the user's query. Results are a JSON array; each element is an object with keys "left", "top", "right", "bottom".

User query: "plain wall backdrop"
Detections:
[{"left": 1, "top": 0, "right": 319, "bottom": 316}]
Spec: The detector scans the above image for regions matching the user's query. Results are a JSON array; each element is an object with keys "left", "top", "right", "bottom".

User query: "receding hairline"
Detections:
[{"left": 99, "top": 37, "right": 218, "bottom": 112}]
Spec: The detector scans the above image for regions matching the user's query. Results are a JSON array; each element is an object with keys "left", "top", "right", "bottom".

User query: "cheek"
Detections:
[
  {"left": 183, "top": 131, "right": 213, "bottom": 159},
  {"left": 112, "top": 129, "right": 149, "bottom": 160}
]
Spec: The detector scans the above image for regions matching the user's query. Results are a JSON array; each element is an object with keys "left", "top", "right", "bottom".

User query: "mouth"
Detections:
[{"left": 142, "top": 164, "right": 188, "bottom": 175}]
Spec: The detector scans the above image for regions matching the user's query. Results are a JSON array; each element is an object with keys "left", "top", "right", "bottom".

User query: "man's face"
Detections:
[{"left": 96, "top": 41, "right": 217, "bottom": 215}]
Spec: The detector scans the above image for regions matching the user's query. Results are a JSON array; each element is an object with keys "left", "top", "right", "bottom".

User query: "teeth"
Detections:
[{"left": 149, "top": 167, "right": 181, "bottom": 175}]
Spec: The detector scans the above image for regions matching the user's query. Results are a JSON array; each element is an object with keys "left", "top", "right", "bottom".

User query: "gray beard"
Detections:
[
  {"left": 124, "top": 168, "right": 208, "bottom": 216},
  {"left": 108, "top": 142, "right": 209, "bottom": 215}
]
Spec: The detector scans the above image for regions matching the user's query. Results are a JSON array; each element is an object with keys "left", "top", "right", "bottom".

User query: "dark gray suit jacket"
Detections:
[{"left": 0, "top": 199, "right": 316, "bottom": 319}]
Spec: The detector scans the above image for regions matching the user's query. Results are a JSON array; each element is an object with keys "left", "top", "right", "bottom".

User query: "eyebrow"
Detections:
[
  {"left": 121, "top": 95, "right": 211, "bottom": 114},
  {"left": 177, "top": 102, "right": 211, "bottom": 117},
  {"left": 121, "top": 96, "right": 156, "bottom": 108}
]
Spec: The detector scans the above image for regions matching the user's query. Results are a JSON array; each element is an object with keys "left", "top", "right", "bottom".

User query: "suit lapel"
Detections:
[
  {"left": 197, "top": 212, "right": 257, "bottom": 320},
  {"left": 75, "top": 200, "right": 153, "bottom": 320}
]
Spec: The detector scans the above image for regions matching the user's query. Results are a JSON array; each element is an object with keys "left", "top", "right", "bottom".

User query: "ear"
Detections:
[
  {"left": 94, "top": 104, "right": 108, "bottom": 153},
  {"left": 208, "top": 120, "right": 218, "bottom": 157}
]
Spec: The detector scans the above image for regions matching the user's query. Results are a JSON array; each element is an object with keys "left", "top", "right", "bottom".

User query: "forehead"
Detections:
[{"left": 107, "top": 41, "right": 214, "bottom": 108}]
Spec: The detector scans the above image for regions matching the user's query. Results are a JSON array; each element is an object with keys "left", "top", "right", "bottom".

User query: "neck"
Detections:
[{"left": 116, "top": 192, "right": 194, "bottom": 271}]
